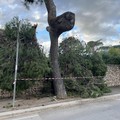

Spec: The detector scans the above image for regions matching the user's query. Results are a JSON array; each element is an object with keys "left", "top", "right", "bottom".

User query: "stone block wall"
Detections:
[{"left": 104, "top": 65, "right": 120, "bottom": 86}]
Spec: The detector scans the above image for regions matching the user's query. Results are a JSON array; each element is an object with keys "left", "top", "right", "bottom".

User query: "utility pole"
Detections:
[{"left": 13, "top": 20, "right": 20, "bottom": 108}]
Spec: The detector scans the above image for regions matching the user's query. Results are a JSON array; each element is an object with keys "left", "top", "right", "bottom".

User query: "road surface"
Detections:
[{"left": 10, "top": 98, "right": 120, "bottom": 120}]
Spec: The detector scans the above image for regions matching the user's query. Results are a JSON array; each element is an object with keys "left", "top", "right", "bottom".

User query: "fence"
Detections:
[{"left": 0, "top": 75, "right": 120, "bottom": 99}]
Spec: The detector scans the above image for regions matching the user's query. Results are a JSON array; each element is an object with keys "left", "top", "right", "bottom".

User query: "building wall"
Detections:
[{"left": 104, "top": 65, "right": 120, "bottom": 86}]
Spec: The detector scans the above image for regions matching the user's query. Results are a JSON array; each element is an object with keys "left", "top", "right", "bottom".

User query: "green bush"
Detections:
[
  {"left": 101, "top": 47, "right": 120, "bottom": 64},
  {"left": 0, "top": 17, "right": 50, "bottom": 92},
  {"left": 96, "top": 83, "right": 111, "bottom": 93},
  {"left": 64, "top": 78, "right": 111, "bottom": 98},
  {"left": 58, "top": 37, "right": 110, "bottom": 98}
]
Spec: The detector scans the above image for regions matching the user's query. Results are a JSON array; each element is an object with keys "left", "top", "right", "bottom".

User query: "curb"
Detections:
[{"left": 0, "top": 94, "right": 120, "bottom": 120}]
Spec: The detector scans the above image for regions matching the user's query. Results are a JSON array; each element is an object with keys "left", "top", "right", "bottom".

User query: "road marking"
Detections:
[{"left": 11, "top": 114, "right": 42, "bottom": 120}]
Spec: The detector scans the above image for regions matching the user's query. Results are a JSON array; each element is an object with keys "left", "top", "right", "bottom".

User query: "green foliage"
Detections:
[
  {"left": 86, "top": 39, "right": 103, "bottom": 54},
  {"left": 59, "top": 37, "right": 92, "bottom": 77},
  {"left": 59, "top": 37, "right": 109, "bottom": 98},
  {"left": 0, "top": 42, "right": 15, "bottom": 91},
  {"left": 59, "top": 37, "right": 107, "bottom": 77},
  {"left": 4, "top": 17, "right": 34, "bottom": 44},
  {"left": 64, "top": 79, "right": 111, "bottom": 98},
  {"left": 96, "top": 83, "right": 111, "bottom": 93},
  {"left": 102, "top": 47, "right": 120, "bottom": 64},
  {"left": 90, "top": 53, "right": 107, "bottom": 76},
  {"left": 109, "top": 47, "right": 120, "bottom": 56},
  {"left": 0, "top": 17, "right": 50, "bottom": 92}
]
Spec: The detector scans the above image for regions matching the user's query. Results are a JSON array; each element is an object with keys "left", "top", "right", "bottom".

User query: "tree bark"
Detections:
[
  {"left": 44, "top": 0, "right": 75, "bottom": 98},
  {"left": 49, "top": 30, "right": 67, "bottom": 98}
]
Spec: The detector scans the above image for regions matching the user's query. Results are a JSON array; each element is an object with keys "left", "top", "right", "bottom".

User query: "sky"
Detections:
[{"left": 0, "top": 0, "right": 120, "bottom": 54}]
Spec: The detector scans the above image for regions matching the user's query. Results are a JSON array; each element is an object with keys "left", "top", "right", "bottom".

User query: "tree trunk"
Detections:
[
  {"left": 23, "top": 0, "right": 75, "bottom": 98},
  {"left": 44, "top": 0, "right": 75, "bottom": 98},
  {"left": 49, "top": 30, "right": 67, "bottom": 98}
]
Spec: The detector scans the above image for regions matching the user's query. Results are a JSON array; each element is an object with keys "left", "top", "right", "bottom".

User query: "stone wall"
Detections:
[
  {"left": 0, "top": 64, "right": 119, "bottom": 98},
  {"left": 104, "top": 65, "right": 120, "bottom": 86}
]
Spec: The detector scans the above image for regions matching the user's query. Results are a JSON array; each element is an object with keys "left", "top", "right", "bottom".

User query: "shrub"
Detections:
[
  {"left": 0, "top": 17, "right": 50, "bottom": 92},
  {"left": 64, "top": 78, "right": 111, "bottom": 98}
]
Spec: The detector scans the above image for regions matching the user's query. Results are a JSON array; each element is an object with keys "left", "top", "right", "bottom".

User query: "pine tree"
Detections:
[{"left": 0, "top": 17, "right": 50, "bottom": 92}]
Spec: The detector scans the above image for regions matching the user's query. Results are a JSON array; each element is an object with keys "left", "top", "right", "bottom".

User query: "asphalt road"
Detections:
[{"left": 10, "top": 98, "right": 120, "bottom": 120}]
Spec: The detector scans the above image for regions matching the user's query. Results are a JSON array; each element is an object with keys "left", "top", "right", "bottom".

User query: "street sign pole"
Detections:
[{"left": 13, "top": 20, "right": 20, "bottom": 108}]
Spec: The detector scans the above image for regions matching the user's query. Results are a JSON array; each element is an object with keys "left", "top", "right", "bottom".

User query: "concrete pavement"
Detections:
[
  {"left": 39, "top": 97, "right": 120, "bottom": 120},
  {"left": 0, "top": 86, "right": 120, "bottom": 120}
]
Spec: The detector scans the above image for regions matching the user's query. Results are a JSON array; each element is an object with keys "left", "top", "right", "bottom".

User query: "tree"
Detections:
[
  {"left": 102, "top": 47, "right": 120, "bottom": 64},
  {"left": 109, "top": 47, "right": 120, "bottom": 56},
  {"left": 90, "top": 53, "right": 107, "bottom": 76},
  {"left": 87, "top": 39, "right": 103, "bottom": 54},
  {"left": 59, "top": 37, "right": 107, "bottom": 77},
  {"left": 59, "top": 37, "right": 89, "bottom": 77},
  {"left": 86, "top": 40, "right": 106, "bottom": 76},
  {"left": 24, "top": 0, "right": 75, "bottom": 98},
  {"left": 0, "top": 17, "right": 49, "bottom": 92},
  {"left": 59, "top": 37, "right": 109, "bottom": 98}
]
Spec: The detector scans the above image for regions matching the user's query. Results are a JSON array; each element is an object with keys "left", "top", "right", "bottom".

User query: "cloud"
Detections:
[
  {"left": 0, "top": 0, "right": 120, "bottom": 54},
  {"left": 54, "top": 0, "right": 120, "bottom": 44},
  {"left": 0, "top": 0, "right": 15, "bottom": 5},
  {"left": 40, "top": 41, "right": 50, "bottom": 56},
  {"left": 0, "top": 8, "right": 3, "bottom": 19},
  {"left": 74, "top": 0, "right": 120, "bottom": 42},
  {"left": 104, "top": 39, "right": 120, "bottom": 46}
]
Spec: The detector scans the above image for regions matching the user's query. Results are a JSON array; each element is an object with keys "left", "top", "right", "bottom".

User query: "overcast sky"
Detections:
[{"left": 0, "top": 0, "right": 120, "bottom": 54}]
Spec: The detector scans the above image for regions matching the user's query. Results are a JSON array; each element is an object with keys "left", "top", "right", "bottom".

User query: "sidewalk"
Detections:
[
  {"left": 106, "top": 86, "right": 120, "bottom": 95},
  {"left": 0, "top": 86, "right": 120, "bottom": 120}
]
